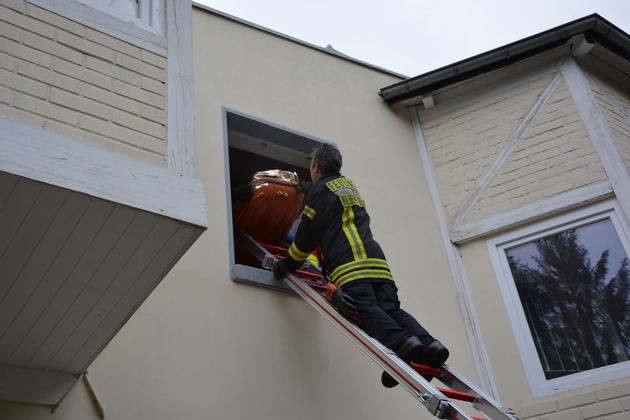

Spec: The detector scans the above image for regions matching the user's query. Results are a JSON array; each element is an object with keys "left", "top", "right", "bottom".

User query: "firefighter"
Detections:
[{"left": 273, "top": 143, "right": 449, "bottom": 387}]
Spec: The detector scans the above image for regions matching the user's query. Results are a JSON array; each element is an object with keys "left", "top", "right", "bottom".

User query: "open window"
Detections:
[
  {"left": 79, "top": 0, "right": 164, "bottom": 35},
  {"left": 488, "top": 200, "right": 630, "bottom": 397},
  {"left": 224, "top": 110, "right": 323, "bottom": 291},
  {"left": 27, "top": 0, "right": 166, "bottom": 54}
]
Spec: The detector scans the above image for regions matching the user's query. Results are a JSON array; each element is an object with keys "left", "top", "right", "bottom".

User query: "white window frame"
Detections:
[
  {"left": 488, "top": 199, "right": 630, "bottom": 398},
  {"left": 79, "top": 0, "right": 163, "bottom": 35},
  {"left": 27, "top": 0, "right": 166, "bottom": 55}
]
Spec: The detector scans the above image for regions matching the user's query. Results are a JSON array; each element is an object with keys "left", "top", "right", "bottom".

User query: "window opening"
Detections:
[
  {"left": 27, "top": 0, "right": 166, "bottom": 53},
  {"left": 80, "top": 0, "right": 162, "bottom": 34},
  {"left": 225, "top": 111, "right": 322, "bottom": 290}
]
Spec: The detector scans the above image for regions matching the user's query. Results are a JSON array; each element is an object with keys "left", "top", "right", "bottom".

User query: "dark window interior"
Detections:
[
  {"left": 225, "top": 111, "right": 321, "bottom": 289},
  {"left": 226, "top": 112, "right": 315, "bottom": 189}
]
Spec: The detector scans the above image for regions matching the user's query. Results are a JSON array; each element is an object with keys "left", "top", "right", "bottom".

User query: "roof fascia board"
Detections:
[{"left": 381, "top": 14, "right": 630, "bottom": 105}]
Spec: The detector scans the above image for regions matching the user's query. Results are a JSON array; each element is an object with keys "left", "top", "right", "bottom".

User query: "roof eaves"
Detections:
[{"left": 380, "top": 14, "right": 630, "bottom": 105}]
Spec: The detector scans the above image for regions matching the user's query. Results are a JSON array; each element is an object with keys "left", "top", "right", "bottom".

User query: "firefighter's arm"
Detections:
[{"left": 273, "top": 191, "right": 320, "bottom": 279}]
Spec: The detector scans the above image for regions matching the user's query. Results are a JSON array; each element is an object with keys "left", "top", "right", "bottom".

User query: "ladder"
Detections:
[{"left": 236, "top": 231, "right": 518, "bottom": 420}]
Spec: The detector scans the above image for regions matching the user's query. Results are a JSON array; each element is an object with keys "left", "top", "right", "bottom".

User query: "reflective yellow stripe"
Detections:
[
  {"left": 288, "top": 242, "right": 309, "bottom": 262},
  {"left": 303, "top": 205, "right": 316, "bottom": 220},
  {"left": 341, "top": 207, "right": 366, "bottom": 260},
  {"left": 333, "top": 268, "right": 394, "bottom": 287},
  {"left": 331, "top": 258, "right": 390, "bottom": 280}
]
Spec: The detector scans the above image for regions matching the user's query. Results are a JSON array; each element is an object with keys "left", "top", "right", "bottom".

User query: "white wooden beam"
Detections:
[
  {"left": 0, "top": 119, "right": 207, "bottom": 228},
  {"left": 167, "top": 0, "right": 196, "bottom": 176},
  {"left": 421, "top": 94, "right": 435, "bottom": 109},
  {"left": 450, "top": 181, "right": 614, "bottom": 243},
  {"left": 560, "top": 58, "right": 630, "bottom": 223},
  {"left": 570, "top": 34, "right": 595, "bottom": 59}
]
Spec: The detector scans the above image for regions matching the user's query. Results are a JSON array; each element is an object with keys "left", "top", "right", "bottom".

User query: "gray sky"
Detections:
[{"left": 194, "top": 0, "right": 630, "bottom": 77}]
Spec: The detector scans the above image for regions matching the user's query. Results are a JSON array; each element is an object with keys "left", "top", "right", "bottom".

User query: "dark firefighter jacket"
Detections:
[{"left": 284, "top": 172, "right": 395, "bottom": 288}]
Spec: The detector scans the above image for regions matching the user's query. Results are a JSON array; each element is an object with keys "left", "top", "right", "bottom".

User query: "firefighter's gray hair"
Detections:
[{"left": 310, "top": 143, "right": 342, "bottom": 175}]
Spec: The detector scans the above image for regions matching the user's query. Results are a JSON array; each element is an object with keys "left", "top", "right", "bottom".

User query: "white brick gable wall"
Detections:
[
  {"left": 0, "top": 2, "right": 168, "bottom": 166},
  {"left": 591, "top": 76, "right": 630, "bottom": 173}
]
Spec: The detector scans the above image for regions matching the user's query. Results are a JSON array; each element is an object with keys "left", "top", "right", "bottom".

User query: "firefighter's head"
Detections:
[{"left": 309, "top": 143, "right": 342, "bottom": 183}]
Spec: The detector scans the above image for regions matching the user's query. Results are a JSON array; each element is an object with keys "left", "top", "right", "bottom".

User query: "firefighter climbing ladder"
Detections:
[{"left": 236, "top": 231, "right": 518, "bottom": 420}]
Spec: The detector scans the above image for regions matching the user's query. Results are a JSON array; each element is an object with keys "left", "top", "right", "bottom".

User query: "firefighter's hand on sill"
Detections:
[{"left": 272, "top": 260, "right": 289, "bottom": 280}]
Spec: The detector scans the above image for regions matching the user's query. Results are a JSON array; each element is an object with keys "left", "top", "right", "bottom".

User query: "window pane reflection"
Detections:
[{"left": 506, "top": 219, "right": 630, "bottom": 379}]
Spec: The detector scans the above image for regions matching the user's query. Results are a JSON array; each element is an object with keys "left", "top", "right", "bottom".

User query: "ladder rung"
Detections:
[
  {"left": 303, "top": 280, "right": 328, "bottom": 293},
  {"left": 259, "top": 242, "right": 287, "bottom": 254},
  {"left": 410, "top": 363, "right": 444, "bottom": 378},
  {"left": 437, "top": 387, "right": 477, "bottom": 403},
  {"left": 295, "top": 270, "right": 322, "bottom": 281}
]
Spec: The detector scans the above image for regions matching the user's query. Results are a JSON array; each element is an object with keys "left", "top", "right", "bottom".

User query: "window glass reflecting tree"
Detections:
[{"left": 505, "top": 219, "right": 630, "bottom": 379}]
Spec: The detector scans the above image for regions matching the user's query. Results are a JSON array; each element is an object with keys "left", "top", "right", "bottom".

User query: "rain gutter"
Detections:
[{"left": 379, "top": 14, "right": 630, "bottom": 105}]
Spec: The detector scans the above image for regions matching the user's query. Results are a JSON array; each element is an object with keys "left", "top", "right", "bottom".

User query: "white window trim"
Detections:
[
  {"left": 27, "top": 0, "right": 166, "bottom": 55},
  {"left": 79, "top": 0, "right": 163, "bottom": 36},
  {"left": 0, "top": 118, "right": 206, "bottom": 228},
  {"left": 487, "top": 199, "right": 630, "bottom": 398}
]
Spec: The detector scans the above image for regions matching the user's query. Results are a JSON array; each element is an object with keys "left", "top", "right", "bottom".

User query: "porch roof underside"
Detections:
[{"left": 0, "top": 121, "right": 207, "bottom": 406}]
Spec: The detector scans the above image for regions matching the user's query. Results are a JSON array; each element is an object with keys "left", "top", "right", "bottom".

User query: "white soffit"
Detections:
[{"left": 0, "top": 119, "right": 207, "bottom": 405}]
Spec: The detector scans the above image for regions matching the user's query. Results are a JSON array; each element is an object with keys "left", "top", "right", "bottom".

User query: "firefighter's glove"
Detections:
[
  {"left": 272, "top": 260, "right": 289, "bottom": 280},
  {"left": 326, "top": 284, "right": 361, "bottom": 325}
]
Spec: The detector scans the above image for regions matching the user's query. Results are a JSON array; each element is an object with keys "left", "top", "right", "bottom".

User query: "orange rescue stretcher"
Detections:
[{"left": 233, "top": 170, "right": 304, "bottom": 267}]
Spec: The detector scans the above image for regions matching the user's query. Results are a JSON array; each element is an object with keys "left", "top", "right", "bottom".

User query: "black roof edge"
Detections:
[{"left": 380, "top": 14, "right": 630, "bottom": 105}]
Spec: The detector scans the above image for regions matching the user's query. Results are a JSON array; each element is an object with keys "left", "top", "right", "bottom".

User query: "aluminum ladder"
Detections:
[{"left": 236, "top": 231, "right": 518, "bottom": 420}]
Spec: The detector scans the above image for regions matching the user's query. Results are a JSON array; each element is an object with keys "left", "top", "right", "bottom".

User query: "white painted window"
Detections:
[
  {"left": 79, "top": 0, "right": 163, "bottom": 35},
  {"left": 488, "top": 200, "right": 630, "bottom": 397},
  {"left": 224, "top": 109, "right": 323, "bottom": 291},
  {"left": 27, "top": 0, "right": 166, "bottom": 55}
]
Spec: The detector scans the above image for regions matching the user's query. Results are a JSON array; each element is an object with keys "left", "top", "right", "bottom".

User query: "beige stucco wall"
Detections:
[
  {"left": 0, "top": 7, "right": 473, "bottom": 420},
  {"left": 0, "top": 2, "right": 168, "bottom": 166},
  {"left": 87, "top": 9, "right": 472, "bottom": 420}
]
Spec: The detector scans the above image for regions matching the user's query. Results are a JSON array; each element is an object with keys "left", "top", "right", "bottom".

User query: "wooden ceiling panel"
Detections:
[{"left": 0, "top": 171, "right": 203, "bottom": 403}]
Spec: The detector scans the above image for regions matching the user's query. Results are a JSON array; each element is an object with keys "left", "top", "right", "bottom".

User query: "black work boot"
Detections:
[
  {"left": 417, "top": 340, "right": 449, "bottom": 381},
  {"left": 422, "top": 340, "right": 449, "bottom": 368},
  {"left": 397, "top": 336, "right": 425, "bottom": 362},
  {"left": 381, "top": 337, "right": 424, "bottom": 388}
]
